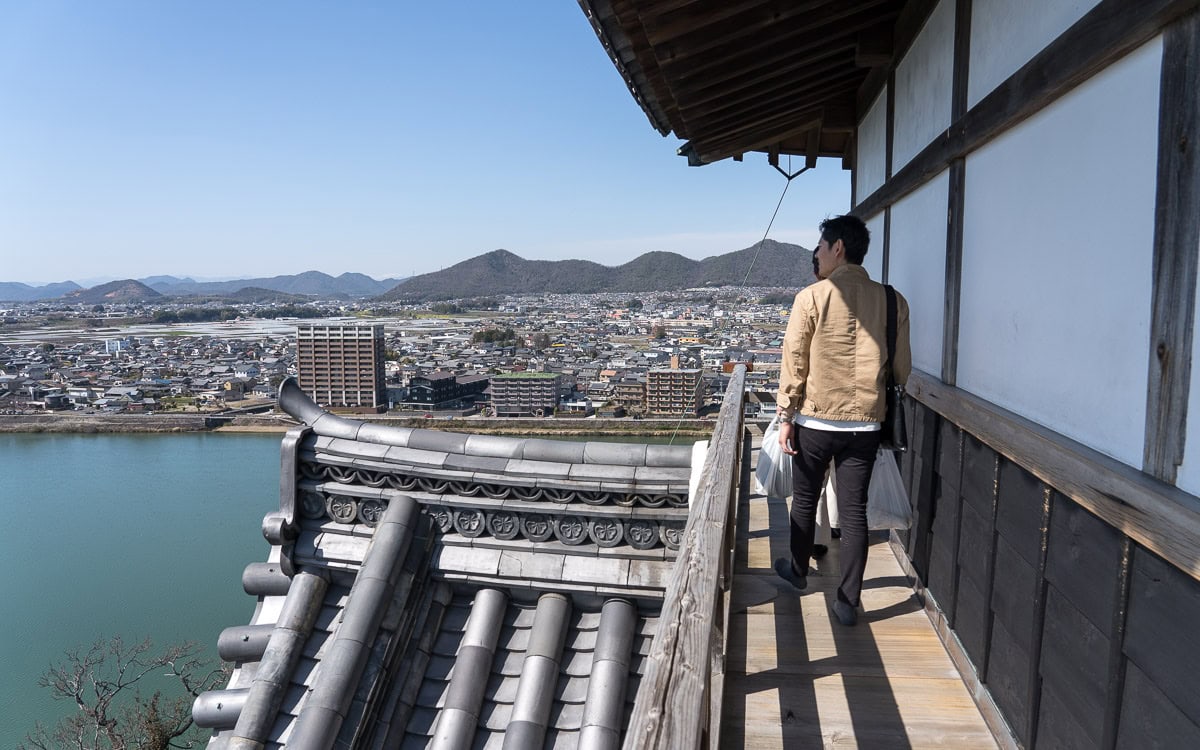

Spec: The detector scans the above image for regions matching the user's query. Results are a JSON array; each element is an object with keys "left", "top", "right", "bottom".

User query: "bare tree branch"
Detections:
[{"left": 20, "top": 636, "right": 230, "bottom": 750}]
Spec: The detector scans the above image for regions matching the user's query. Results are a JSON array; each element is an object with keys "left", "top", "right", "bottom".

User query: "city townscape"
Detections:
[{"left": 0, "top": 288, "right": 793, "bottom": 423}]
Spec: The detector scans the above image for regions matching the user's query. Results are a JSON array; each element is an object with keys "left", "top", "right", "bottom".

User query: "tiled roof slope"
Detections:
[{"left": 193, "top": 378, "right": 701, "bottom": 749}]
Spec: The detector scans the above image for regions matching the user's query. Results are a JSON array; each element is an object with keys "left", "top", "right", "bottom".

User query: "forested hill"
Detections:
[{"left": 377, "top": 239, "right": 815, "bottom": 301}]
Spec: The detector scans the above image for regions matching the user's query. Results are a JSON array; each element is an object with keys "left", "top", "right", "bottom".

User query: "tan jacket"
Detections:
[{"left": 776, "top": 264, "right": 911, "bottom": 422}]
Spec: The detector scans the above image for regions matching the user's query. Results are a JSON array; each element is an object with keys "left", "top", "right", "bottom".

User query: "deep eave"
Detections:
[{"left": 578, "top": 0, "right": 911, "bottom": 166}]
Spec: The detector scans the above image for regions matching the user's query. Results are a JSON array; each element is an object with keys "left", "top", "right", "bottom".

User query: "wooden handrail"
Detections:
[
  {"left": 907, "top": 369, "right": 1200, "bottom": 580},
  {"left": 624, "top": 365, "right": 746, "bottom": 749}
]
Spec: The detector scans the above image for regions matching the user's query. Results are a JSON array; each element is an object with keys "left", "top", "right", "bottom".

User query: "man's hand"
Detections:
[{"left": 779, "top": 420, "right": 797, "bottom": 455}]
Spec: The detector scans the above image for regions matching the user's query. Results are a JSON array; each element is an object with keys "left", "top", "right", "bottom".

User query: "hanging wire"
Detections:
[
  {"left": 663, "top": 155, "right": 810, "bottom": 443},
  {"left": 741, "top": 154, "right": 809, "bottom": 285}
]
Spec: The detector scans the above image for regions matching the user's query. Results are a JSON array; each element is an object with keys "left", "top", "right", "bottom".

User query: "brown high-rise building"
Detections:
[
  {"left": 490, "top": 372, "right": 561, "bottom": 417},
  {"left": 646, "top": 367, "right": 704, "bottom": 417},
  {"left": 296, "top": 323, "right": 387, "bottom": 412}
]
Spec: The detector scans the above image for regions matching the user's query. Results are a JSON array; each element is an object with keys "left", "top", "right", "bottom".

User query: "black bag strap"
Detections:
[{"left": 884, "top": 285, "right": 897, "bottom": 387}]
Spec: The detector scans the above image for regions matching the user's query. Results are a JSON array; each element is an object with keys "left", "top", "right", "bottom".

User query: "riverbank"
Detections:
[{"left": 0, "top": 413, "right": 715, "bottom": 438}]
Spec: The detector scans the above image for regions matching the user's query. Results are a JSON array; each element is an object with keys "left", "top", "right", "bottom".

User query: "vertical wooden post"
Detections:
[
  {"left": 943, "top": 0, "right": 972, "bottom": 387},
  {"left": 885, "top": 71, "right": 896, "bottom": 181},
  {"left": 882, "top": 206, "right": 892, "bottom": 283},
  {"left": 1024, "top": 487, "right": 1054, "bottom": 748},
  {"left": 1100, "top": 538, "right": 1134, "bottom": 750},
  {"left": 1144, "top": 11, "right": 1200, "bottom": 483},
  {"left": 943, "top": 160, "right": 965, "bottom": 386}
]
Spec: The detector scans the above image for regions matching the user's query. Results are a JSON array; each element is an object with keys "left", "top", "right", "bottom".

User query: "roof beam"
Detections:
[
  {"left": 674, "top": 43, "right": 855, "bottom": 111},
  {"left": 855, "top": 23, "right": 894, "bottom": 67},
  {"left": 659, "top": 2, "right": 898, "bottom": 82},
  {"left": 675, "top": 53, "right": 856, "bottom": 124},
  {"left": 680, "top": 71, "right": 862, "bottom": 138}
]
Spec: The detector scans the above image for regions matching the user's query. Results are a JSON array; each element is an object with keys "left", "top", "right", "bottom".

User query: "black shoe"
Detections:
[
  {"left": 812, "top": 543, "right": 828, "bottom": 559},
  {"left": 774, "top": 558, "right": 807, "bottom": 592},
  {"left": 832, "top": 599, "right": 858, "bottom": 626}
]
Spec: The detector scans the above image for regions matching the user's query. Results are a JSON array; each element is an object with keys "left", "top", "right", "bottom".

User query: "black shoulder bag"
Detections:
[{"left": 880, "top": 285, "right": 908, "bottom": 451}]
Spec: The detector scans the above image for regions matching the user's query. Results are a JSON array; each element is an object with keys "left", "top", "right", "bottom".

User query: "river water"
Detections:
[
  {"left": 0, "top": 430, "right": 692, "bottom": 746},
  {"left": 0, "top": 433, "right": 279, "bottom": 747}
]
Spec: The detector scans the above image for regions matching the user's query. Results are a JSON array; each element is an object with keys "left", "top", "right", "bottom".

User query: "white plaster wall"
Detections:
[
  {"left": 864, "top": 213, "right": 885, "bottom": 282},
  {"left": 888, "top": 171, "right": 949, "bottom": 375},
  {"left": 956, "top": 39, "right": 1161, "bottom": 468},
  {"left": 968, "top": 0, "right": 1101, "bottom": 109},
  {"left": 893, "top": 0, "right": 954, "bottom": 171},
  {"left": 1177, "top": 263, "right": 1200, "bottom": 494},
  {"left": 856, "top": 88, "right": 888, "bottom": 201}
]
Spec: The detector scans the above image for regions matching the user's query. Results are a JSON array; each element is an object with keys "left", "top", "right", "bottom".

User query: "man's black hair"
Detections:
[{"left": 819, "top": 214, "right": 870, "bottom": 265}]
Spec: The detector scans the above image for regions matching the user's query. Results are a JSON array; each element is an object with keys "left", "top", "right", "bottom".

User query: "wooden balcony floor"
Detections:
[{"left": 720, "top": 435, "right": 998, "bottom": 749}]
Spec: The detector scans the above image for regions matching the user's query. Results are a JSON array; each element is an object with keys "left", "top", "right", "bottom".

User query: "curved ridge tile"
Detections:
[
  {"left": 645, "top": 444, "right": 695, "bottom": 467},
  {"left": 408, "top": 430, "right": 469, "bottom": 454},
  {"left": 464, "top": 434, "right": 526, "bottom": 458},
  {"left": 584, "top": 442, "right": 647, "bottom": 466},
  {"left": 311, "top": 413, "right": 362, "bottom": 441},
  {"left": 278, "top": 377, "right": 326, "bottom": 425},
  {"left": 522, "top": 439, "right": 587, "bottom": 464},
  {"left": 356, "top": 422, "right": 413, "bottom": 447}
]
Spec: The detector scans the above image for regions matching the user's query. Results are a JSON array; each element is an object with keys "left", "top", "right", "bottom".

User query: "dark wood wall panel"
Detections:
[
  {"left": 926, "top": 408, "right": 963, "bottom": 607},
  {"left": 927, "top": 477, "right": 960, "bottom": 615},
  {"left": 986, "top": 616, "right": 1031, "bottom": 742},
  {"left": 956, "top": 500, "right": 994, "bottom": 591},
  {"left": 989, "top": 536, "right": 1037, "bottom": 655},
  {"left": 1039, "top": 588, "right": 1110, "bottom": 748},
  {"left": 954, "top": 575, "right": 990, "bottom": 671},
  {"left": 1116, "top": 662, "right": 1200, "bottom": 747},
  {"left": 1045, "top": 496, "right": 1122, "bottom": 635},
  {"left": 904, "top": 401, "right": 938, "bottom": 577},
  {"left": 936, "top": 418, "right": 963, "bottom": 497},
  {"left": 905, "top": 454, "right": 932, "bottom": 576},
  {"left": 995, "top": 458, "right": 1045, "bottom": 566},
  {"left": 1123, "top": 547, "right": 1200, "bottom": 727},
  {"left": 899, "top": 395, "right": 918, "bottom": 491},
  {"left": 1035, "top": 680, "right": 1100, "bottom": 750},
  {"left": 959, "top": 433, "right": 995, "bottom": 515}
]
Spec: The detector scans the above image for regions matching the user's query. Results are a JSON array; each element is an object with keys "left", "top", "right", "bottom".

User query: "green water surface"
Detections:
[{"left": 0, "top": 433, "right": 279, "bottom": 747}]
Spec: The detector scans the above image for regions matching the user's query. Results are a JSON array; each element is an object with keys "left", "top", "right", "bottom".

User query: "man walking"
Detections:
[{"left": 774, "top": 214, "right": 911, "bottom": 626}]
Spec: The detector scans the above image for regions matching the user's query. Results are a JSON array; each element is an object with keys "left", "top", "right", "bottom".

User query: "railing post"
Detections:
[{"left": 624, "top": 365, "right": 746, "bottom": 750}]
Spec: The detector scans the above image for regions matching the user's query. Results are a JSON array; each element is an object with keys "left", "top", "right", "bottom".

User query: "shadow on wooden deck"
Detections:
[{"left": 719, "top": 434, "right": 997, "bottom": 749}]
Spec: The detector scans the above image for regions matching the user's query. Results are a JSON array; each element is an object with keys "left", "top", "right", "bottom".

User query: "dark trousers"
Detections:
[{"left": 789, "top": 426, "right": 881, "bottom": 607}]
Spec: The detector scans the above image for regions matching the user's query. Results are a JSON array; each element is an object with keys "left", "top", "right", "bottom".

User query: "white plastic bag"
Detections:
[
  {"left": 868, "top": 448, "right": 912, "bottom": 530},
  {"left": 755, "top": 417, "right": 793, "bottom": 497},
  {"left": 823, "top": 467, "right": 839, "bottom": 529}
]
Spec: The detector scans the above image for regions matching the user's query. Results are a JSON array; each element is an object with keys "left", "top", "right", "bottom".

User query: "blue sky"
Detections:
[{"left": 0, "top": 1, "right": 850, "bottom": 286}]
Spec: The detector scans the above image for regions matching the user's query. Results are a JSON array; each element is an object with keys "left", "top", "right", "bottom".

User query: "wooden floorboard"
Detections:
[{"left": 720, "top": 434, "right": 998, "bottom": 749}]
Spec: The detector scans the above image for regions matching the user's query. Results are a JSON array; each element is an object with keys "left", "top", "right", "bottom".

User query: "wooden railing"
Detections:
[
  {"left": 623, "top": 365, "right": 746, "bottom": 750},
  {"left": 906, "top": 369, "right": 1200, "bottom": 581},
  {"left": 900, "top": 368, "right": 1200, "bottom": 748}
]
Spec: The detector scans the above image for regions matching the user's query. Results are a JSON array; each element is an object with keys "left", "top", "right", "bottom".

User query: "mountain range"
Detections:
[
  {"left": 0, "top": 272, "right": 402, "bottom": 302},
  {"left": 61, "top": 280, "right": 164, "bottom": 304},
  {"left": 146, "top": 271, "right": 402, "bottom": 298},
  {"left": 378, "top": 239, "right": 815, "bottom": 301},
  {"left": 2, "top": 240, "right": 815, "bottom": 303},
  {"left": 0, "top": 281, "right": 84, "bottom": 302}
]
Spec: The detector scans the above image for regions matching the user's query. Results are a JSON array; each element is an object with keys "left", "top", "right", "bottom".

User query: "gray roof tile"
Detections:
[
  {"left": 356, "top": 422, "right": 412, "bottom": 447},
  {"left": 407, "top": 430, "right": 469, "bottom": 454},
  {"left": 504, "top": 458, "right": 573, "bottom": 479},
  {"left": 645, "top": 444, "right": 695, "bottom": 467},
  {"left": 442, "top": 454, "right": 510, "bottom": 472},
  {"left": 521, "top": 439, "right": 586, "bottom": 463},
  {"left": 463, "top": 434, "right": 525, "bottom": 458},
  {"left": 583, "top": 442, "right": 647, "bottom": 466}
]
